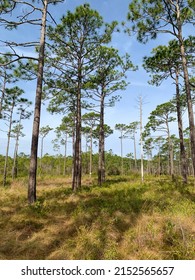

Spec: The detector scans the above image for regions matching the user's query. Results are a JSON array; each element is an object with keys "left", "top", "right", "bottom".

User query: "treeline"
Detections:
[{"left": 0, "top": 137, "right": 193, "bottom": 182}]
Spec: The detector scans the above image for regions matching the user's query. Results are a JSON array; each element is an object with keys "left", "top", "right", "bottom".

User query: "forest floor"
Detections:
[{"left": 0, "top": 174, "right": 195, "bottom": 260}]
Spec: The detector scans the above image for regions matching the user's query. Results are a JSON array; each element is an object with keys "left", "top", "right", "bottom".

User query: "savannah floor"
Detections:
[{"left": 0, "top": 175, "right": 195, "bottom": 260}]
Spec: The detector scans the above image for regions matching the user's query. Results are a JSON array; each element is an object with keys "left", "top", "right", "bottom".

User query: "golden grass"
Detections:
[{"left": 0, "top": 175, "right": 195, "bottom": 260}]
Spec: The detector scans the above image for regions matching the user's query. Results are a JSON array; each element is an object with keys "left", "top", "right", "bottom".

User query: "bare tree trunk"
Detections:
[
  {"left": 180, "top": 45, "right": 195, "bottom": 175},
  {"left": 175, "top": 70, "right": 188, "bottom": 184},
  {"left": 98, "top": 94, "right": 105, "bottom": 185},
  {"left": 176, "top": 9, "right": 195, "bottom": 175},
  {"left": 28, "top": 0, "right": 48, "bottom": 204},
  {"left": 71, "top": 126, "right": 75, "bottom": 183},
  {"left": 12, "top": 118, "right": 22, "bottom": 179},
  {"left": 72, "top": 60, "right": 82, "bottom": 191},
  {"left": 167, "top": 123, "right": 174, "bottom": 178},
  {"left": 0, "top": 74, "right": 6, "bottom": 118}
]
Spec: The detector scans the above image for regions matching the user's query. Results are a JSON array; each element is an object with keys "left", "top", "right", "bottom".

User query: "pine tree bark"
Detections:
[
  {"left": 175, "top": 70, "right": 188, "bottom": 183},
  {"left": 98, "top": 94, "right": 105, "bottom": 185},
  {"left": 12, "top": 115, "right": 22, "bottom": 179},
  {"left": 0, "top": 74, "right": 6, "bottom": 118},
  {"left": 72, "top": 60, "right": 82, "bottom": 191},
  {"left": 28, "top": 0, "right": 48, "bottom": 204},
  {"left": 166, "top": 119, "right": 174, "bottom": 177},
  {"left": 176, "top": 4, "right": 195, "bottom": 175}
]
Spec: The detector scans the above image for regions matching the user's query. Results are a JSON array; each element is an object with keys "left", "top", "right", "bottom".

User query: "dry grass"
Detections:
[{"left": 0, "top": 175, "right": 195, "bottom": 260}]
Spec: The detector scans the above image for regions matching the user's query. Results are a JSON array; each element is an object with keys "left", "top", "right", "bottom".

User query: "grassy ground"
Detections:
[{"left": 0, "top": 174, "right": 195, "bottom": 260}]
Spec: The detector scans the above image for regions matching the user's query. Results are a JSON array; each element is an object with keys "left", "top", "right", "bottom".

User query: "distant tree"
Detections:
[
  {"left": 82, "top": 112, "right": 99, "bottom": 178},
  {"left": 152, "top": 136, "right": 166, "bottom": 175},
  {"left": 39, "top": 125, "right": 52, "bottom": 174},
  {"left": 11, "top": 101, "right": 32, "bottom": 179},
  {"left": 125, "top": 121, "right": 139, "bottom": 170},
  {"left": 126, "top": 152, "right": 134, "bottom": 170},
  {"left": 115, "top": 123, "right": 128, "bottom": 175},
  {"left": 11, "top": 124, "right": 25, "bottom": 178},
  {"left": 54, "top": 117, "right": 73, "bottom": 176},
  {"left": 143, "top": 137, "right": 154, "bottom": 174},
  {"left": 145, "top": 102, "right": 176, "bottom": 177},
  {"left": 2, "top": 86, "right": 28, "bottom": 186}
]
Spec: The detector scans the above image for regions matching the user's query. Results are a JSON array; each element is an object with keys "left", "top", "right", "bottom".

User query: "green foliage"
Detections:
[
  {"left": 0, "top": 0, "right": 15, "bottom": 14},
  {"left": 145, "top": 101, "right": 176, "bottom": 134},
  {"left": 46, "top": 4, "right": 116, "bottom": 104},
  {"left": 143, "top": 38, "right": 195, "bottom": 87},
  {"left": 127, "top": 0, "right": 195, "bottom": 43},
  {"left": 87, "top": 45, "right": 136, "bottom": 106},
  {"left": 93, "top": 124, "right": 113, "bottom": 139},
  {"left": 39, "top": 125, "right": 53, "bottom": 139}
]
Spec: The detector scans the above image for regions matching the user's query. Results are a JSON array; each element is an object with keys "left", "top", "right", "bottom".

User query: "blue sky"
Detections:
[{"left": 0, "top": 0, "right": 190, "bottom": 158}]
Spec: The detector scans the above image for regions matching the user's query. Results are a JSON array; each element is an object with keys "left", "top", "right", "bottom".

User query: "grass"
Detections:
[{"left": 0, "top": 174, "right": 195, "bottom": 260}]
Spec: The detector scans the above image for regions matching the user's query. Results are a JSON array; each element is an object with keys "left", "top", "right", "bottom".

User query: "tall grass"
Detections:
[{"left": 0, "top": 175, "right": 195, "bottom": 259}]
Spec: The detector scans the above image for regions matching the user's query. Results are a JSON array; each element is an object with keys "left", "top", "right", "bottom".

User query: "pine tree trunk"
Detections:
[
  {"left": 28, "top": 0, "right": 48, "bottom": 204},
  {"left": 180, "top": 44, "right": 195, "bottom": 175},
  {"left": 71, "top": 126, "right": 75, "bottom": 184},
  {"left": 176, "top": 10, "right": 195, "bottom": 175},
  {"left": 72, "top": 60, "right": 82, "bottom": 191},
  {"left": 12, "top": 122, "right": 21, "bottom": 179},
  {"left": 98, "top": 94, "right": 105, "bottom": 185},
  {"left": 0, "top": 74, "right": 6, "bottom": 118},
  {"left": 175, "top": 70, "right": 188, "bottom": 184},
  {"left": 167, "top": 123, "right": 174, "bottom": 178}
]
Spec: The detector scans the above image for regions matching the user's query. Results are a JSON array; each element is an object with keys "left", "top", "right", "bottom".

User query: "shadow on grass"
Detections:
[
  {"left": 1, "top": 180, "right": 150, "bottom": 259},
  {"left": 2, "top": 176, "right": 194, "bottom": 260}
]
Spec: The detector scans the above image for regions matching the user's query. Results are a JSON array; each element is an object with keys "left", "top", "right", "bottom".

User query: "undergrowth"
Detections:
[{"left": 0, "top": 175, "right": 195, "bottom": 260}]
